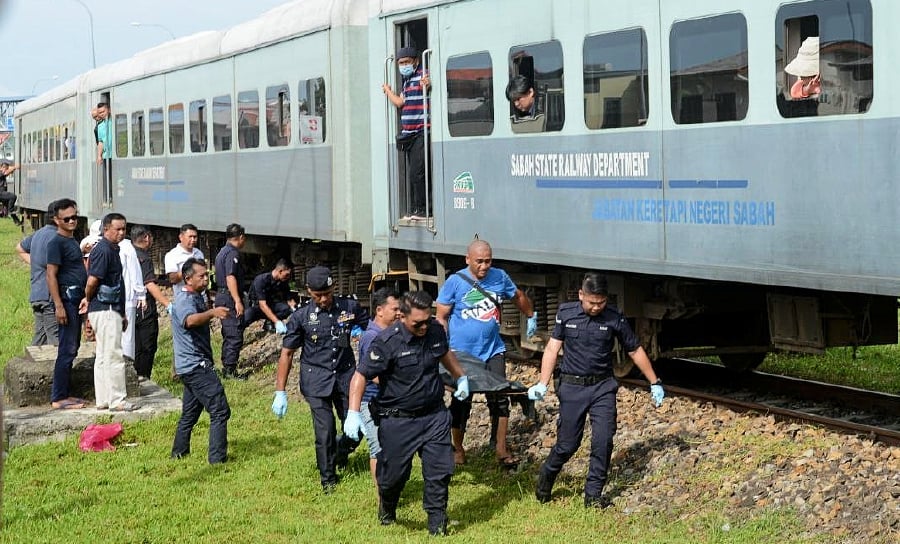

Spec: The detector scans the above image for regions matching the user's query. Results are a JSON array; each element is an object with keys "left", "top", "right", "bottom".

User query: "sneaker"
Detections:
[
  {"left": 109, "top": 401, "right": 139, "bottom": 412},
  {"left": 95, "top": 404, "right": 109, "bottom": 411}
]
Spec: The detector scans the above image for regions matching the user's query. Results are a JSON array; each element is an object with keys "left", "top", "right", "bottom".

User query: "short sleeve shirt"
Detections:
[
  {"left": 164, "top": 244, "right": 204, "bottom": 289},
  {"left": 171, "top": 289, "right": 214, "bottom": 374},
  {"left": 249, "top": 271, "right": 289, "bottom": 304},
  {"left": 87, "top": 237, "right": 125, "bottom": 315},
  {"left": 358, "top": 319, "right": 385, "bottom": 402},
  {"left": 135, "top": 246, "right": 158, "bottom": 318},
  {"left": 436, "top": 267, "right": 518, "bottom": 361},
  {"left": 46, "top": 233, "right": 87, "bottom": 291},
  {"left": 358, "top": 321, "right": 448, "bottom": 412},
  {"left": 21, "top": 224, "right": 58, "bottom": 302},
  {"left": 214, "top": 243, "right": 244, "bottom": 294},
  {"left": 551, "top": 301, "right": 641, "bottom": 376},
  {"left": 97, "top": 118, "right": 112, "bottom": 159}
]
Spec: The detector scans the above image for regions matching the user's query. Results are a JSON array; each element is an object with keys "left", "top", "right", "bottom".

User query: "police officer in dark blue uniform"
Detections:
[
  {"left": 272, "top": 266, "right": 369, "bottom": 493},
  {"left": 528, "top": 273, "right": 665, "bottom": 508},
  {"left": 213, "top": 223, "right": 247, "bottom": 380},
  {"left": 344, "top": 291, "right": 470, "bottom": 536},
  {"left": 243, "top": 258, "right": 294, "bottom": 332}
]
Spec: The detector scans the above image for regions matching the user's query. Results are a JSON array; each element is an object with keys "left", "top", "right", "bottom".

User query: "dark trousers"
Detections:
[
  {"left": 541, "top": 377, "right": 618, "bottom": 498},
  {"left": 172, "top": 365, "right": 231, "bottom": 464},
  {"left": 450, "top": 353, "right": 510, "bottom": 432},
  {"left": 51, "top": 298, "right": 81, "bottom": 403},
  {"left": 243, "top": 302, "right": 292, "bottom": 325},
  {"left": 306, "top": 385, "right": 359, "bottom": 486},
  {"left": 377, "top": 408, "right": 453, "bottom": 527},
  {"left": 405, "top": 131, "right": 428, "bottom": 214},
  {"left": 214, "top": 292, "right": 243, "bottom": 369},
  {"left": 31, "top": 300, "right": 59, "bottom": 346},
  {"left": 134, "top": 310, "right": 159, "bottom": 379},
  {"left": 0, "top": 191, "right": 16, "bottom": 213}
]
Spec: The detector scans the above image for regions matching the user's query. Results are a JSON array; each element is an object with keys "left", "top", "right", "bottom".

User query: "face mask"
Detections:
[{"left": 399, "top": 64, "right": 415, "bottom": 77}]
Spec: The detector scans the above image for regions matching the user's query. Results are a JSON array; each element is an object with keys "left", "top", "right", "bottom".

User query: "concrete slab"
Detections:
[{"left": 3, "top": 379, "right": 181, "bottom": 448}]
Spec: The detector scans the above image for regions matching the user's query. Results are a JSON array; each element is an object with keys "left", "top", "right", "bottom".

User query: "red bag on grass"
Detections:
[{"left": 79, "top": 423, "right": 123, "bottom": 452}]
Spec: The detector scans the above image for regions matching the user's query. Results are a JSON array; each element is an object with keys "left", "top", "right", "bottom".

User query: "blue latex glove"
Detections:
[
  {"left": 344, "top": 410, "right": 364, "bottom": 440},
  {"left": 650, "top": 383, "right": 665, "bottom": 407},
  {"left": 275, "top": 320, "right": 288, "bottom": 334},
  {"left": 528, "top": 381, "right": 548, "bottom": 401},
  {"left": 166, "top": 301, "right": 174, "bottom": 314},
  {"left": 526, "top": 312, "right": 538, "bottom": 337},
  {"left": 453, "top": 376, "right": 470, "bottom": 401},
  {"left": 350, "top": 325, "right": 363, "bottom": 339},
  {"left": 272, "top": 391, "right": 288, "bottom": 419}
]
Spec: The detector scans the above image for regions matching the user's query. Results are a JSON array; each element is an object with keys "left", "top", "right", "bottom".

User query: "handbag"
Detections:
[{"left": 97, "top": 283, "right": 122, "bottom": 305}]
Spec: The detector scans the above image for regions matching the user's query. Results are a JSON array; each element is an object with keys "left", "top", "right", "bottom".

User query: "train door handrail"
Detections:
[
  {"left": 384, "top": 55, "right": 399, "bottom": 233},
  {"left": 422, "top": 48, "right": 436, "bottom": 234}
]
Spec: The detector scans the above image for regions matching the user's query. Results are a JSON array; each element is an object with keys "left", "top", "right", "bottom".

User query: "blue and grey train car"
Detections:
[
  {"left": 370, "top": 0, "right": 895, "bottom": 371},
  {"left": 15, "top": 0, "right": 374, "bottom": 292}
]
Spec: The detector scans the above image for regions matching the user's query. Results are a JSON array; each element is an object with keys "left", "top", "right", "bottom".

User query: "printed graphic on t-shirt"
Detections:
[{"left": 460, "top": 288, "right": 501, "bottom": 323}]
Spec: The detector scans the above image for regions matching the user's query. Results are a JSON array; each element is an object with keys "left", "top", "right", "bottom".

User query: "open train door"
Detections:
[
  {"left": 91, "top": 90, "right": 113, "bottom": 210},
  {"left": 381, "top": 11, "right": 443, "bottom": 232}
]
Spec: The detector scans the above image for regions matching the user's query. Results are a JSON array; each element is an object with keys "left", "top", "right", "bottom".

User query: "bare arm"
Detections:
[
  {"left": 512, "top": 288, "right": 534, "bottom": 316},
  {"left": 274, "top": 347, "right": 297, "bottom": 390},
  {"left": 258, "top": 299, "right": 280, "bottom": 324},
  {"left": 185, "top": 306, "right": 229, "bottom": 329},
  {"left": 629, "top": 346, "right": 659, "bottom": 384},
  {"left": 537, "top": 337, "right": 563, "bottom": 386},
  {"left": 348, "top": 371, "right": 367, "bottom": 412},
  {"left": 382, "top": 84, "right": 405, "bottom": 108},
  {"left": 144, "top": 281, "right": 170, "bottom": 307},
  {"left": 45, "top": 264, "right": 67, "bottom": 324},
  {"left": 225, "top": 274, "right": 244, "bottom": 316},
  {"left": 435, "top": 302, "right": 452, "bottom": 333},
  {"left": 167, "top": 271, "right": 182, "bottom": 285},
  {"left": 15, "top": 242, "right": 29, "bottom": 265}
]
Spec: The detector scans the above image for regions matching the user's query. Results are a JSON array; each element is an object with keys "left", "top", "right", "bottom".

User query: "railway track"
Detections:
[{"left": 619, "top": 358, "right": 900, "bottom": 447}]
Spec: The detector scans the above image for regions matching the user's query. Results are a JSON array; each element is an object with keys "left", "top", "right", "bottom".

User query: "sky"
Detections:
[{"left": 0, "top": 0, "right": 293, "bottom": 97}]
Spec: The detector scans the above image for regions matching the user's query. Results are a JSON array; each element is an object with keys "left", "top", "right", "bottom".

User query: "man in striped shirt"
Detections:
[{"left": 383, "top": 46, "right": 431, "bottom": 221}]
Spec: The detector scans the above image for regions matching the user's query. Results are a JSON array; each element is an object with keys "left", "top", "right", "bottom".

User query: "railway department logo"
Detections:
[
  {"left": 460, "top": 288, "right": 500, "bottom": 323},
  {"left": 452, "top": 171, "right": 475, "bottom": 193}
]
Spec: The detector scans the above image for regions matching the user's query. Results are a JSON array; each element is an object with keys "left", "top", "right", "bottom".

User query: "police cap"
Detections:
[{"left": 306, "top": 266, "right": 334, "bottom": 291}]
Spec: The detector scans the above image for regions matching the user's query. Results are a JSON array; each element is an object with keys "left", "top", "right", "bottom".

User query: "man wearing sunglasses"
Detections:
[
  {"left": 345, "top": 291, "right": 469, "bottom": 536},
  {"left": 45, "top": 199, "right": 88, "bottom": 410},
  {"left": 272, "top": 266, "right": 369, "bottom": 494}
]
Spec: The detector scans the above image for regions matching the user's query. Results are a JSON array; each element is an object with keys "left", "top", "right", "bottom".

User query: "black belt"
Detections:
[
  {"left": 378, "top": 403, "right": 441, "bottom": 419},
  {"left": 559, "top": 372, "right": 613, "bottom": 386}
]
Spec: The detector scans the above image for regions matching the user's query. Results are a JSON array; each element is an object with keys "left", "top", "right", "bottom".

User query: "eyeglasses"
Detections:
[
  {"left": 411, "top": 318, "right": 431, "bottom": 329},
  {"left": 59, "top": 215, "right": 78, "bottom": 223}
]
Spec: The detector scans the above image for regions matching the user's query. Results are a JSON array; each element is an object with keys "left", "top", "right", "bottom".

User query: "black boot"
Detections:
[
  {"left": 11, "top": 212, "right": 22, "bottom": 226},
  {"left": 222, "top": 365, "right": 248, "bottom": 380},
  {"left": 427, "top": 511, "right": 448, "bottom": 536},
  {"left": 378, "top": 499, "right": 396, "bottom": 526},
  {"left": 535, "top": 467, "right": 557, "bottom": 503},
  {"left": 585, "top": 495, "right": 613, "bottom": 509}
]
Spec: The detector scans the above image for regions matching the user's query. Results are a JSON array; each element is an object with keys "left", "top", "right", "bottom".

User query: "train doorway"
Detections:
[
  {"left": 384, "top": 17, "right": 438, "bottom": 229},
  {"left": 94, "top": 91, "right": 113, "bottom": 209}
]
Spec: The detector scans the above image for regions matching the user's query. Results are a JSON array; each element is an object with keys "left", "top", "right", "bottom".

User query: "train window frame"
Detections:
[
  {"left": 446, "top": 51, "right": 494, "bottom": 137},
  {"left": 189, "top": 99, "right": 208, "bottom": 153},
  {"left": 168, "top": 103, "right": 185, "bottom": 155},
  {"left": 508, "top": 39, "right": 565, "bottom": 133},
  {"left": 670, "top": 12, "right": 749, "bottom": 125},
  {"left": 42, "top": 128, "right": 48, "bottom": 163},
  {"left": 776, "top": 0, "right": 873, "bottom": 118},
  {"left": 148, "top": 107, "right": 164, "bottom": 156},
  {"left": 297, "top": 78, "right": 326, "bottom": 145},
  {"left": 265, "top": 84, "right": 291, "bottom": 148},
  {"left": 583, "top": 28, "right": 650, "bottom": 130},
  {"left": 131, "top": 111, "right": 146, "bottom": 157},
  {"left": 115, "top": 114, "right": 128, "bottom": 158},
  {"left": 237, "top": 90, "right": 260, "bottom": 149},
  {"left": 213, "top": 94, "right": 232, "bottom": 152}
]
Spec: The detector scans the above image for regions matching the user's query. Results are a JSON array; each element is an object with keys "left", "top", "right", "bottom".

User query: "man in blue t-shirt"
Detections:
[
  {"left": 171, "top": 258, "right": 232, "bottom": 464},
  {"left": 436, "top": 239, "right": 536, "bottom": 468},
  {"left": 15, "top": 200, "right": 61, "bottom": 345},
  {"left": 355, "top": 287, "right": 400, "bottom": 489}
]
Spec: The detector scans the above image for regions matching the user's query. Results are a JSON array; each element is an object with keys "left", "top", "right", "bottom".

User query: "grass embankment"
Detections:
[{"left": 1, "top": 220, "right": 896, "bottom": 542}]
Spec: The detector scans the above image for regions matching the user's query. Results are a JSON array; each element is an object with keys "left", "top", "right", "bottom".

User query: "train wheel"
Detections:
[{"left": 719, "top": 353, "right": 766, "bottom": 372}]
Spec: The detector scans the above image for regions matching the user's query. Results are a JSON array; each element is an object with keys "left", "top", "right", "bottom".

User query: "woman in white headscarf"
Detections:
[{"left": 785, "top": 36, "right": 821, "bottom": 99}]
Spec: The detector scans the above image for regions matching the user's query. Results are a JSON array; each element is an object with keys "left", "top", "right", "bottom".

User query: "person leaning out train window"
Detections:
[
  {"left": 505, "top": 75, "right": 546, "bottom": 132},
  {"left": 778, "top": 37, "right": 820, "bottom": 118}
]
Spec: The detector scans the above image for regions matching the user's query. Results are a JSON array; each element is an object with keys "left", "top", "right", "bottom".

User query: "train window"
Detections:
[
  {"left": 42, "top": 129, "right": 48, "bottom": 163},
  {"left": 132, "top": 111, "right": 146, "bottom": 156},
  {"left": 584, "top": 28, "right": 649, "bottom": 129},
  {"left": 776, "top": 0, "right": 872, "bottom": 118},
  {"left": 168, "top": 104, "right": 184, "bottom": 154},
  {"left": 149, "top": 108, "right": 164, "bottom": 156},
  {"left": 447, "top": 52, "right": 494, "bottom": 137},
  {"left": 213, "top": 95, "right": 232, "bottom": 151},
  {"left": 237, "top": 90, "right": 260, "bottom": 149},
  {"left": 265, "top": 84, "right": 291, "bottom": 147},
  {"left": 190, "top": 100, "right": 207, "bottom": 152},
  {"left": 62, "top": 126, "right": 69, "bottom": 160},
  {"left": 298, "top": 78, "right": 326, "bottom": 144},
  {"left": 670, "top": 13, "right": 748, "bottom": 124},
  {"left": 115, "top": 114, "right": 128, "bottom": 157},
  {"left": 508, "top": 40, "right": 564, "bottom": 133}
]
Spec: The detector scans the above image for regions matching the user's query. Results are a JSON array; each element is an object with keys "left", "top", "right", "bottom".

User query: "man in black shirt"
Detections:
[
  {"left": 131, "top": 225, "right": 170, "bottom": 380},
  {"left": 0, "top": 161, "right": 22, "bottom": 225},
  {"left": 243, "top": 258, "right": 294, "bottom": 332}
]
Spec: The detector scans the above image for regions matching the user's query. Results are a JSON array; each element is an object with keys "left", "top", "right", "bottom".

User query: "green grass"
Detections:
[{"left": 1, "top": 219, "right": 897, "bottom": 542}]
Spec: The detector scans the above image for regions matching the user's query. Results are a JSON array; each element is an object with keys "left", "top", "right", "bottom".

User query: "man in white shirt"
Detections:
[{"left": 164, "top": 224, "right": 204, "bottom": 291}]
